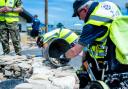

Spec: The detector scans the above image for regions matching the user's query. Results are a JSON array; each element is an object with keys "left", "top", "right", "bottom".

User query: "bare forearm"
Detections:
[
  {"left": 13, "top": 7, "right": 23, "bottom": 12},
  {"left": 0, "top": 7, "right": 6, "bottom": 12},
  {"left": 65, "top": 44, "right": 83, "bottom": 58},
  {"left": 3, "top": 6, "right": 23, "bottom": 13}
]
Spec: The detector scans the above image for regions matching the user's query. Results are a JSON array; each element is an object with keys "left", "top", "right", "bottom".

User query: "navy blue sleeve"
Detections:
[{"left": 78, "top": 24, "right": 107, "bottom": 46}]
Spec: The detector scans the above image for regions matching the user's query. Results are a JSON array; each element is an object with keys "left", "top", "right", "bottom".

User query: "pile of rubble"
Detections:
[
  {"left": 15, "top": 57, "right": 79, "bottom": 89},
  {"left": 0, "top": 55, "right": 33, "bottom": 80},
  {"left": 0, "top": 55, "right": 79, "bottom": 89}
]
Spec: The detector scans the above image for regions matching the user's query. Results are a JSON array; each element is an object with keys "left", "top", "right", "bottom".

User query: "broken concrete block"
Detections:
[
  {"left": 14, "top": 71, "right": 21, "bottom": 77},
  {"left": 0, "top": 73, "right": 6, "bottom": 81},
  {"left": 4, "top": 70, "right": 13, "bottom": 76},
  {"left": 0, "top": 55, "right": 33, "bottom": 79},
  {"left": 13, "top": 64, "right": 21, "bottom": 72},
  {"left": 24, "top": 57, "right": 80, "bottom": 89}
]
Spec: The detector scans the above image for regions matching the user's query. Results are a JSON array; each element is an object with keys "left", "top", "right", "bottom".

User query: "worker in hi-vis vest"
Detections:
[
  {"left": 56, "top": 0, "right": 128, "bottom": 88},
  {"left": 0, "top": 0, "right": 23, "bottom": 55},
  {"left": 36, "top": 28, "right": 79, "bottom": 49}
]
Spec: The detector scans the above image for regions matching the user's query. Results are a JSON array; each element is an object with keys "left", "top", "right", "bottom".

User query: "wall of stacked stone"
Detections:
[{"left": 0, "top": 55, "right": 33, "bottom": 80}]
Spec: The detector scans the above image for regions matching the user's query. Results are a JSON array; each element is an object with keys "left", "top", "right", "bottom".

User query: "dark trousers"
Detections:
[{"left": 30, "top": 29, "right": 39, "bottom": 38}]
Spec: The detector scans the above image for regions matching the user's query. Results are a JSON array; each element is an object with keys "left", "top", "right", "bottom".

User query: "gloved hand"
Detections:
[{"left": 59, "top": 54, "right": 70, "bottom": 64}]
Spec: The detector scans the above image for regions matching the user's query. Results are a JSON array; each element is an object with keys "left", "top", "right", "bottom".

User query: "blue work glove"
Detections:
[{"left": 59, "top": 54, "right": 70, "bottom": 64}]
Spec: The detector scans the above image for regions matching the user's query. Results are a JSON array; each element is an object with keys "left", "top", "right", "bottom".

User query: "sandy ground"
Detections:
[{"left": 7, "top": 32, "right": 42, "bottom": 56}]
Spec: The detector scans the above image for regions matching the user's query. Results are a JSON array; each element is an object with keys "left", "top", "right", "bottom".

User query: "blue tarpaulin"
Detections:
[{"left": 0, "top": 79, "right": 27, "bottom": 89}]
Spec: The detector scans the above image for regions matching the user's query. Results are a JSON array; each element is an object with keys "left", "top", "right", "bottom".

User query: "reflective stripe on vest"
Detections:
[
  {"left": 61, "top": 31, "right": 72, "bottom": 39},
  {"left": 89, "top": 15, "right": 113, "bottom": 23},
  {"left": 43, "top": 29, "right": 78, "bottom": 44},
  {"left": 0, "top": 14, "right": 19, "bottom": 18},
  {"left": 43, "top": 29, "right": 59, "bottom": 44},
  {"left": 43, "top": 33, "right": 58, "bottom": 44},
  {"left": 0, "top": 0, "right": 19, "bottom": 23},
  {"left": 86, "top": 1, "right": 122, "bottom": 28},
  {"left": 59, "top": 29, "right": 78, "bottom": 44},
  {"left": 85, "top": 1, "right": 122, "bottom": 59}
]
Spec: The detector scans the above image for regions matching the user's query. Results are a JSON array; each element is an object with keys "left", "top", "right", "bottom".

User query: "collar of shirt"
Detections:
[{"left": 84, "top": 2, "right": 99, "bottom": 22}]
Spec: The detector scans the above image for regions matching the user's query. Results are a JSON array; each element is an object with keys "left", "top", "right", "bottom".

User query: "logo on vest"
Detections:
[{"left": 102, "top": 5, "right": 111, "bottom": 10}]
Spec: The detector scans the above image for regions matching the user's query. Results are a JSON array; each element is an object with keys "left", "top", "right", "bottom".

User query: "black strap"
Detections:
[
  {"left": 58, "top": 28, "right": 62, "bottom": 37},
  {"left": 13, "top": 0, "right": 18, "bottom": 8}
]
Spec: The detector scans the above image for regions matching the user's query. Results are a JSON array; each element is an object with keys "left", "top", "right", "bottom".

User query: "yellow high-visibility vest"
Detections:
[
  {"left": 85, "top": 1, "right": 122, "bottom": 59},
  {"left": 110, "top": 16, "right": 128, "bottom": 64},
  {"left": 43, "top": 28, "right": 78, "bottom": 44},
  {"left": 0, "top": 0, "right": 19, "bottom": 23}
]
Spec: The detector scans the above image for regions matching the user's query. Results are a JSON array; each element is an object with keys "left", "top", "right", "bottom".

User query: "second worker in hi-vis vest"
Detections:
[
  {"left": 36, "top": 28, "right": 79, "bottom": 56},
  {"left": 0, "top": 0, "right": 23, "bottom": 55}
]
